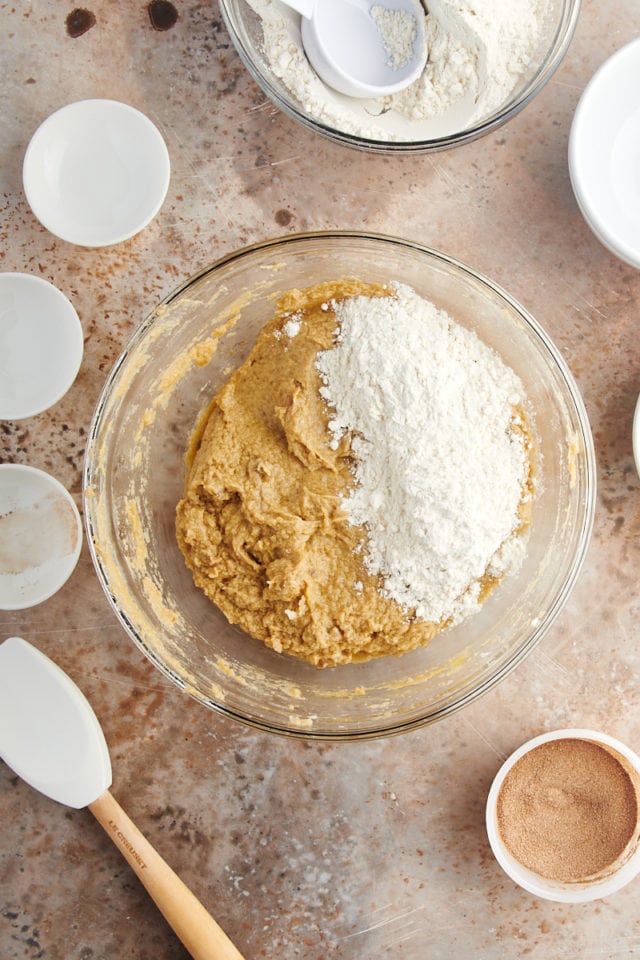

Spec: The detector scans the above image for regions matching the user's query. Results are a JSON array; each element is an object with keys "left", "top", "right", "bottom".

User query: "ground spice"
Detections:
[{"left": 496, "top": 738, "right": 640, "bottom": 882}]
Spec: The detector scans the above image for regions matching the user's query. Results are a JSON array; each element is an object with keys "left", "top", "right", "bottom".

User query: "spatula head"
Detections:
[{"left": 0, "top": 637, "right": 112, "bottom": 808}]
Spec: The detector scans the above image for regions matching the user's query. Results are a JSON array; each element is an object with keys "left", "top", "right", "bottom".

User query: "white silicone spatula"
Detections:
[{"left": 0, "top": 636, "right": 245, "bottom": 960}]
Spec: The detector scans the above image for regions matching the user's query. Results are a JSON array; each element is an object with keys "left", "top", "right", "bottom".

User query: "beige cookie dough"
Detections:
[{"left": 176, "top": 279, "right": 447, "bottom": 668}]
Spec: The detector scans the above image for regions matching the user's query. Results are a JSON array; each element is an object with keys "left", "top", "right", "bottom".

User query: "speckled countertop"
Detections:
[{"left": 2, "top": 2, "right": 640, "bottom": 958}]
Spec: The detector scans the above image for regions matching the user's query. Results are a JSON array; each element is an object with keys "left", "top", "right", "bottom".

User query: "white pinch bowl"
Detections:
[
  {"left": 0, "top": 273, "right": 83, "bottom": 420},
  {"left": 0, "top": 464, "right": 83, "bottom": 610},
  {"left": 486, "top": 728, "right": 640, "bottom": 903},
  {"left": 23, "top": 99, "right": 170, "bottom": 247},
  {"left": 632, "top": 393, "right": 640, "bottom": 479}
]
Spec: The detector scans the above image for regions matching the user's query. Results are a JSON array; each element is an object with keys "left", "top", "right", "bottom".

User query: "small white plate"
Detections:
[
  {"left": 0, "top": 273, "right": 83, "bottom": 420},
  {"left": 569, "top": 38, "right": 640, "bottom": 268},
  {"left": 0, "top": 464, "right": 83, "bottom": 610},
  {"left": 23, "top": 99, "right": 171, "bottom": 247}
]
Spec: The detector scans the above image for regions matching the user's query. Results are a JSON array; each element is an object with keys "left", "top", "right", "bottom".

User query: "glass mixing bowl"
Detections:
[
  {"left": 218, "top": 0, "right": 582, "bottom": 154},
  {"left": 83, "top": 232, "right": 595, "bottom": 740}
]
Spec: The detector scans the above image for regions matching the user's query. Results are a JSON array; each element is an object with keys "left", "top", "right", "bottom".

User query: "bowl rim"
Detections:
[
  {"left": 219, "top": 0, "right": 582, "bottom": 154},
  {"left": 83, "top": 230, "right": 597, "bottom": 740}
]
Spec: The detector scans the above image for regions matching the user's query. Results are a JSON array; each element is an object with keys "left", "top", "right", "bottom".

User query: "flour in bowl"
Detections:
[
  {"left": 371, "top": 5, "right": 418, "bottom": 71},
  {"left": 244, "top": 0, "right": 552, "bottom": 140},
  {"left": 316, "top": 282, "right": 532, "bottom": 625}
]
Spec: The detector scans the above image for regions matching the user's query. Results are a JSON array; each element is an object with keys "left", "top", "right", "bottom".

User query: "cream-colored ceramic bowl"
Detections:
[
  {"left": 83, "top": 232, "right": 595, "bottom": 739},
  {"left": 219, "top": 0, "right": 581, "bottom": 154}
]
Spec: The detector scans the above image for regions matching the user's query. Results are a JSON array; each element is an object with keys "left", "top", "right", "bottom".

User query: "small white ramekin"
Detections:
[
  {"left": 632, "top": 395, "right": 640, "bottom": 480},
  {"left": 569, "top": 38, "right": 640, "bottom": 269},
  {"left": 486, "top": 728, "right": 640, "bottom": 902},
  {"left": 23, "top": 100, "right": 170, "bottom": 247},
  {"left": 0, "top": 464, "right": 82, "bottom": 611}
]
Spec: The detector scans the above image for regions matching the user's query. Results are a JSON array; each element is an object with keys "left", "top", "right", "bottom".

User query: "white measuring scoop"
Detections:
[
  {"left": 0, "top": 636, "right": 245, "bottom": 960},
  {"left": 282, "top": 0, "right": 427, "bottom": 98}
]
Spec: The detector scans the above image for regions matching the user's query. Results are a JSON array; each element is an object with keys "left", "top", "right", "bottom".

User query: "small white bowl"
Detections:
[
  {"left": 0, "top": 273, "right": 83, "bottom": 420},
  {"left": 569, "top": 38, "right": 640, "bottom": 268},
  {"left": 633, "top": 394, "right": 640, "bottom": 479},
  {"left": 486, "top": 728, "right": 640, "bottom": 902},
  {"left": 0, "top": 464, "right": 83, "bottom": 610},
  {"left": 23, "top": 99, "right": 170, "bottom": 247}
]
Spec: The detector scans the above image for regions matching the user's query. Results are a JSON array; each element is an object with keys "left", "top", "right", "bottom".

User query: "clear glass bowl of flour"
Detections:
[
  {"left": 218, "top": 0, "right": 581, "bottom": 153},
  {"left": 83, "top": 232, "right": 595, "bottom": 739}
]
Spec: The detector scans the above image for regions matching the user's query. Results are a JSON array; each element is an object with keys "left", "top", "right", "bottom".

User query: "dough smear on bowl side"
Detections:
[{"left": 176, "top": 279, "right": 534, "bottom": 668}]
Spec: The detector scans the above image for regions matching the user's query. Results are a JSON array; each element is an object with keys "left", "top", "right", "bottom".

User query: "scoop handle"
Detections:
[{"left": 89, "top": 790, "right": 245, "bottom": 960}]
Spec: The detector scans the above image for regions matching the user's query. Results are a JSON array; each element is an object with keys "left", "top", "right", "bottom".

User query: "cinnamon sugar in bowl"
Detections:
[{"left": 486, "top": 729, "right": 640, "bottom": 902}]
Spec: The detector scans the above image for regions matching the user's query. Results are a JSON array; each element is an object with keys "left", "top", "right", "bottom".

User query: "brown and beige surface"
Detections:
[{"left": 3, "top": 2, "right": 640, "bottom": 958}]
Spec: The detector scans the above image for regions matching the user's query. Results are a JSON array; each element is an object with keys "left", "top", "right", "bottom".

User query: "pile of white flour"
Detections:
[
  {"left": 316, "top": 283, "right": 531, "bottom": 626},
  {"left": 244, "top": 0, "right": 551, "bottom": 140}
]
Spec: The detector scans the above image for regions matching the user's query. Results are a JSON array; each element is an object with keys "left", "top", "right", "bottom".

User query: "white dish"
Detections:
[
  {"left": 486, "top": 728, "right": 640, "bottom": 902},
  {"left": 0, "top": 464, "right": 83, "bottom": 610},
  {"left": 569, "top": 38, "right": 640, "bottom": 268},
  {"left": 23, "top": 99, "right": 170, "bottom": 247},
  {"left": 633, "top": 394, "right": 640, "bottom": 478},
  {"left": 0, "top": 273, "right": 83, "bottom": 419}
]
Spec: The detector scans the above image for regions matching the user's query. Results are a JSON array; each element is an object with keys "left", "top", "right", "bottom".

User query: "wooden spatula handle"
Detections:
[{"left": 89, "top": 790, "right": 246, "bottom": 960}]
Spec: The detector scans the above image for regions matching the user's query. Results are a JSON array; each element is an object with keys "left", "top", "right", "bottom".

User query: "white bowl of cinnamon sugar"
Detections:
[{"left": 486, "top": 729, "right": 640, "bottom": 902}]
